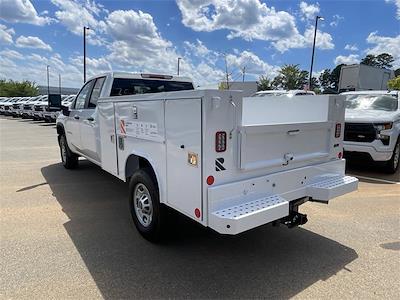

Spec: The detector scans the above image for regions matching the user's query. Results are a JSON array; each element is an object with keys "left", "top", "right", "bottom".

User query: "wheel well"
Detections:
[{"left": 125, "top": 155, "right": 157, "bottom": 184}]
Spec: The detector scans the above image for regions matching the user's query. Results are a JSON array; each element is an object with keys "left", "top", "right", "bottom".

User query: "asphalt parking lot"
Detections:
[{"left": 1, "top": 116, "right": 399, "bottom": 299}]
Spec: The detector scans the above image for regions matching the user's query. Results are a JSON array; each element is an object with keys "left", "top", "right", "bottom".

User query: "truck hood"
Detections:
[{"left": 345, "top": 109, "right": 400, "bottom": 123}]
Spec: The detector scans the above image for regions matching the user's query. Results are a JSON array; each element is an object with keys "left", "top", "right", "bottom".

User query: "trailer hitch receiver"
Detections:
[{"left": 281, "top": 212, "right": 308, "bottom": 228}]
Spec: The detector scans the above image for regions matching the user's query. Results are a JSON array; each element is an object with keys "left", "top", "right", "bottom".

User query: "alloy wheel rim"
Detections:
[{"left": 133, "top": 183, "right": 153, "bottom": 227}]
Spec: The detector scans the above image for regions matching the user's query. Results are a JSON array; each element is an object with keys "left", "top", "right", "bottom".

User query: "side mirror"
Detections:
[
  {"left": 48, "top": 94, "right": 62, "bottom": 110},
  {"left": 61, "top": 105, "right": 70, "bottom": 116}
]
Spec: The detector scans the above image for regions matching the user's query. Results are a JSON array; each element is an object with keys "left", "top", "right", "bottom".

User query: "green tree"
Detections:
[
  {"left": 218, "top": 82, "right": 228, "bottom": 90},
  {"left": 361, "top": 53, "right": 394, "bottom": 69},
  {"left": 388, "top": 76, "right": 400, "bottom": 90},
  {"left": 257, "top": 75, "right": 272, "bottom": 91},
  {"left": 272, "top": 64, "right": 309, "bottom": 90},
  {"left": 0, "top": 79, "right": 39, "bottom": 97},
  {"left": 318, "top": 69, "right": 331, "bottom": 91}
]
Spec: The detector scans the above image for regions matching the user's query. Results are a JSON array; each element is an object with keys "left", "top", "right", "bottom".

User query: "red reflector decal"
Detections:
[{"left": 195, "top": 208, "right": 201, "bottom": 218}]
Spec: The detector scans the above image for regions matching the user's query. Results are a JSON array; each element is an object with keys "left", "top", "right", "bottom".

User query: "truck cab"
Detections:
[{"left": 342, "top": 90, "right": 399, "bottom": 173}]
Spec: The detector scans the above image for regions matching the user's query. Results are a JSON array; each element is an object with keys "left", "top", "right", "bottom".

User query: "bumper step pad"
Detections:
[
  {"left": 307, "top": 175, "right": 358, "bottom": 202},
  {"left": 210, "top": 195, "right": 289, "bottom": 235}
]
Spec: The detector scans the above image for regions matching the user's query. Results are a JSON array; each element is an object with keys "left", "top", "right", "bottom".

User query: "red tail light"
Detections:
[
  {"left": 335, "top": 123, "right": 341, "bottom": 138},
  {"left": 215, "top": 131, "right": 227, "bottom": 152}
]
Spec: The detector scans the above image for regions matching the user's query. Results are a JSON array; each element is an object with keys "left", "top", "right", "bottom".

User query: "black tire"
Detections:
[
  {"left": 129, "top": 169, "right": 165, "bottom": 242},
  {"left": 385, "top": 138, "right": 400, "bottom": 174},
  {"left": 59, "top": 134, "right": 79, "bottom": 169}
]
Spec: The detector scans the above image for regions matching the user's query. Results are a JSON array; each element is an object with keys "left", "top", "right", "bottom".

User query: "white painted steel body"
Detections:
[{"left": 57, "top": 73, "right": 358, "bottom": 235}]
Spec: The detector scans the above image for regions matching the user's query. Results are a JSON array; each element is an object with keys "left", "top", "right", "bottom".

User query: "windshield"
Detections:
[
  {"left": 345, "top": 94, "right": 398, "bottom": 111},
  {"left": 110, "top": 78, "right": 194, "bottom": 97}
]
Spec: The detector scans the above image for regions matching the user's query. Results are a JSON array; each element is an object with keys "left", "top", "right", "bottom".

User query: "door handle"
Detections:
[
  {"left": 74, "top": 115, "right": 80, "bottom": 120},
  {"left": 87, "top": 117, "right": 94, "bottom": 121}
]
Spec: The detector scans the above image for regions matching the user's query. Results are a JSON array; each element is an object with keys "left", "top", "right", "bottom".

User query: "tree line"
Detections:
[
  {"left": 0, "top": 79, "right": 39, "bottom": 97},
  {"left": 257, "top": 53, "right": 400, "bottom": 92}
]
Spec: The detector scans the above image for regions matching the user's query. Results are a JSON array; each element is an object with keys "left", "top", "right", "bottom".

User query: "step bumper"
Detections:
[{"left": 208, "top": 171, "right": 358, "bottom": 235}]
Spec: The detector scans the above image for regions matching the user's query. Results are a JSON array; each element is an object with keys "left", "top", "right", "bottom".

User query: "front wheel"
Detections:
[
  {"left": 59, "top": 134, "right": 79, "bottom": 169},
  {"left": 129, "top": 169, "right": 165, "bottom": 242},
  {"left": 385, "top": 139, "right": 400, "bottom": 174}
]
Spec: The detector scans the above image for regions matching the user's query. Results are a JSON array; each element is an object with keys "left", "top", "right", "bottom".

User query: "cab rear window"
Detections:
[{"left": 110, "top": 78, "right": 194, "bottom": 97}]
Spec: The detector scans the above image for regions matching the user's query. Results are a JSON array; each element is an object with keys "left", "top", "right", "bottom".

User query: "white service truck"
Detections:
[
  {"left": 342, "top": 90, "right": 400, "bottom": 173},
  {"left": 55, "top": 72, "right": 358, "bottom": 241}
]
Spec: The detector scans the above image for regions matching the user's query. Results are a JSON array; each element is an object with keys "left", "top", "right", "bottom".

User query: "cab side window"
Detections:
[
  {"left": 74, "top": 80, "right": 94, "bottom": 109},
  {"left": 88, "top": 77, "right": 106, "bottom": 108}
]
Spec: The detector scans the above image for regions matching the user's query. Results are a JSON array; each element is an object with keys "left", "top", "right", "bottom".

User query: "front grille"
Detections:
[
  {"left": 344, "top": 123, "right": 376, "bottom": 143},
  {"left": 34, "top": 105, "right": 43, "bottom": 111},
  {"left": 23, "top": 105, "right": 31, "bottom": 110},
  {"left": 13, "top": 104, "right": 19, "bottom": 109},
  {"left": 4, "top": 106, "right": 10, "bottom": 110}
]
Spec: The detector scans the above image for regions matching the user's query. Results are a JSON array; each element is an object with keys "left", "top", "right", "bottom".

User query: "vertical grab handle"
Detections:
[{"left": 229, "top": 95, "right": 237, "bottom": 139}]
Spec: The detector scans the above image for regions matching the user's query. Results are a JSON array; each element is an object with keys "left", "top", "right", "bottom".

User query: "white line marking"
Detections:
[{"left": 348, "top": 174, "right": 400, "bottom": 185}]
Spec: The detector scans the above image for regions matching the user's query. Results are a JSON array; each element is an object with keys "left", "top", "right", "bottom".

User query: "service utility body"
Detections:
[{"left": 55, "top": 72, "right": 358, "bottom": 241}]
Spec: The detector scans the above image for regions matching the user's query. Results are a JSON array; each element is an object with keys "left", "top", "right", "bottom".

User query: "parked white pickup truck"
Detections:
[
  {"left": 342, "top": 91, "right": 400, "bottom": 173},
  {"left": 55, "top": 72, "right": 358, "bottom": 241}
]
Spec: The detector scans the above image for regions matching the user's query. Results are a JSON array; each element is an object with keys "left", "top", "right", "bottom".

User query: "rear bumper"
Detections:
[
  {"left": 207, "top": 159, "right": 358, "bottom": 235},
  {"left": 344, "top": 142, "right": 393, "bottom": 161}
]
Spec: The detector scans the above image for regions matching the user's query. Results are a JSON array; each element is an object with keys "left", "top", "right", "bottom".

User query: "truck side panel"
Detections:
[{"left": 165, "top": 98, "right": 202, "bottom": 220}]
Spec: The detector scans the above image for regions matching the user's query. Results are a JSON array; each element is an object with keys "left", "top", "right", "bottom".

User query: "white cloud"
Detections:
[
  {"left": 273, "top": 26, "right": 334, "bottom": 52},
  {"left": 51, "top": 0, "right": 105, "bottom": 37},
  {"left": 226, "top": 50, "right": 279, "bottom": 78},
  {"left": 299, "top": 1, "right": 320, "bottom": 21},
  {"left": 334, "top": 54, "right": 360, "bottom": 65},
  {"left": 344, "top": 44, "right": 358, "bottom": 51},
  {"left": 177, "top": 0, "right": 298, "bottom": 41},
  {"left": 385, "top": 0, "right": 400, "bottom": 19},
  {"left": 176, "top": 0, "right": 333, "bottom": 52},
  {"left": 0, "top": 49, "right": 23, "bottom": 60},
  {"left": 330, "top": 14, "right": 344, "bottom": 27},
  {"left": 15, "top": 36, "right": 52, "bottom": 51},
  {"left": 366, "top": 32, "right": 400, "bottom": 68},
  {"left": 183, "top": 39, "right": 219, "bottom": 63},
  {"left": 0, "top": 0, "right": 51, "bottom": 25},
  {"left": 0, "top": 24, "right": 14, "bottom": 44}
]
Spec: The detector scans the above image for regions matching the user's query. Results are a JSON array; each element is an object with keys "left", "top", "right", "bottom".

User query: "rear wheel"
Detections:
[
  {"left": 385, "top": 138, "right": 400, "bottom": 174},
  {"left": 129, "top": 169, "right": 165, "bottom": 242},
  {"left": 59, "top": 134, "right": 79, "bottom": 169}
]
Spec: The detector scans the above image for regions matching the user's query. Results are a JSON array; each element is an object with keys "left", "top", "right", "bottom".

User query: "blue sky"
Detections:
[{"left": 0, "top": 0, "right": 399, "bottom": 87}]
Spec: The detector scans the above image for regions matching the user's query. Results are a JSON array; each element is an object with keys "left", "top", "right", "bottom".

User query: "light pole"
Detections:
[
  {"left": 46, "top": 65, "right": 50, "bottom": 95},
  {"left": 177, "top": 57, "right": 181, "bottom": 76},
  {"left": 83, "top": 26, "right": 90, "bottom": 83},
  {"left": 309, "top": 15, "right": 324, "bottom": 91}
]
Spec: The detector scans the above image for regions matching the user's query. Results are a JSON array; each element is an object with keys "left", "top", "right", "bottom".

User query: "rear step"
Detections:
[
  {"left": 210, "top": 195, "right": 289, "bottom": 235},
  {"left": 208, "top": 174, "right": 358, "bottom": 235},
  {"left": 308, "top": 175, "right": 358, "bottom": 203}
]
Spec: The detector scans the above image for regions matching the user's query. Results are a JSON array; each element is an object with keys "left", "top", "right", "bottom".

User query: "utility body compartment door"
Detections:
[{"left": 165, "top": 98, "right": 202, "bottom": 220}]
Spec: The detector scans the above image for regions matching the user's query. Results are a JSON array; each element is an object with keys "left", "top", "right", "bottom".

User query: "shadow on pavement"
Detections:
[
  {"left": 345, "top": 157, "right": 399, "bottom": 183},
  {"left": 41, "top": 161, "right": 358, "bottom": 299}
]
